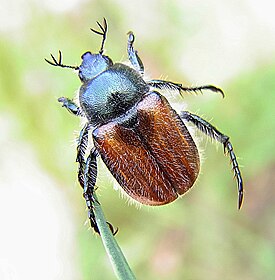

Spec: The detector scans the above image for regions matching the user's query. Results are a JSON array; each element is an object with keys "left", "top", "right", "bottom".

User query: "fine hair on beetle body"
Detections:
[{"left": 46, "top": 18, "right": 244, "bottom": 234}]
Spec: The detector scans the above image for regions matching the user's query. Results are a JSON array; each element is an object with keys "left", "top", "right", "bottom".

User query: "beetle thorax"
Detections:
[{"left": 79, "top": 63, "right": 149, "bottom": 125}]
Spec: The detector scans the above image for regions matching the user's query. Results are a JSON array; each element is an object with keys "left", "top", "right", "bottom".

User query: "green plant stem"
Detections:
[{"left": 93, "top": 192, "right": 136, "bottom": 280}]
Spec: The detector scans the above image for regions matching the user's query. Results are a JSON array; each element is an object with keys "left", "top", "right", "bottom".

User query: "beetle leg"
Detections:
[
  {"left": 127, "top": 31, "right": 144, "bottom": 75},
  {"left": 76, "top": 124, "right": 117, "bottom": 235},
  {"left": 181, "top": 111, "right": 244, "bottom": 209},
  {"left": 83, "top": 148, "right": 118, "bottom": 235},
  {"left": 76, "top": 123, "right": 90, "bottom": 188},
  {"left": 83, "top": 147, "right": 98, "bottom": 200},
  {"left": 58, "top": 96, "right": 84, "bottom": 117},
  {"left": 76, "top": 125, "right": 100, "bottom": 233},
  {"left": 83, "top": 147, "right": 100, "bottom": 234},
  {"left": 147, "top": 79, "right": 224, "bottom": 98}
]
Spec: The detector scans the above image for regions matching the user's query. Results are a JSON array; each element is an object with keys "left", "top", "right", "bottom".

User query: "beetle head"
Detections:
[{"left": 78, "top": 51, "right": 113, "bottom": 83}]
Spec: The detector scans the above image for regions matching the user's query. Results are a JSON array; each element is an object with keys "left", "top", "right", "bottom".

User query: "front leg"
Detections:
[
  {"left": 58, "top": 96, "right": 84, "bottom": 116},
  {"left": 181, "top": 111, "right": 244, "bottom": 209},
  {"left": 127, "top": 31, "right": 144, "bottom": 75}
]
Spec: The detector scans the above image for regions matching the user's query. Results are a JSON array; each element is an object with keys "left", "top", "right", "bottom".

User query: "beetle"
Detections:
[{"left": 46, "top": 19, "right": 243, "bottom": 234}]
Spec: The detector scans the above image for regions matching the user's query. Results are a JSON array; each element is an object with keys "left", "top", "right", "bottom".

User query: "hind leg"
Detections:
[{"left": 181, "top": 111, "right": 244, "bottom": 209}]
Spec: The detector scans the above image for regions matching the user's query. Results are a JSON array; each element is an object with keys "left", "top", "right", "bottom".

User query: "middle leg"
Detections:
[{"left": 147, "top": 79, "right": 224, "bottom": 97}]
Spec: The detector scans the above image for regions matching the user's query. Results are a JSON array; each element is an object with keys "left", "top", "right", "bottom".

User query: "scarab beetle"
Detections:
[{"left": 46, "top": 19, "right": 243, "bottom": 234}]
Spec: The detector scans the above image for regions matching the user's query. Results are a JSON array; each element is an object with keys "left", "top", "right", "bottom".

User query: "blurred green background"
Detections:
[{"left": 1, "top": 0, "right": 275, "bottom": 279}]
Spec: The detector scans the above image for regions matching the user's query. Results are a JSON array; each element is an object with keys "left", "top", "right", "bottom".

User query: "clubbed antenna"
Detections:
[
  {"left": 45, "top": 50, "right": 79, "bottom": 70},
  {"left": 90, "top": 18, "right": 108, "bottom": 55}
]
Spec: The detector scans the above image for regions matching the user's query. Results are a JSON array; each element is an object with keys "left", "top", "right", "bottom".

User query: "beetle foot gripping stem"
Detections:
[
  {"left": 84, "top": 191, "right": 100, "bottom": 234},
  {"left": 84, "top": 195, "right": 118, "bottom": 235},
  {"left": 82, "top": 147, "right": 118, "bottom": 235},
  {"left": 83, "top": 187, "right": 118, "bottom": 235}
]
